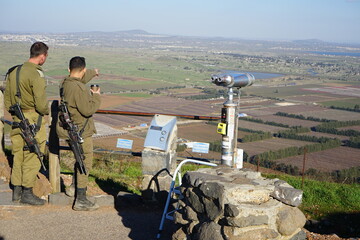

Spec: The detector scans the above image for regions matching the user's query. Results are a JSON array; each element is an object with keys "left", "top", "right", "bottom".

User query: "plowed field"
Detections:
[
  {"left": 275, "top": 147, "right": 360, "bottom": 172},
  {"left": 238, "top": 138, "right": 311, "bottom": 156}
]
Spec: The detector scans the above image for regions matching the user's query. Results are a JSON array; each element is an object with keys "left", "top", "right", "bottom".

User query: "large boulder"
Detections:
[{"left": 276, "top": 205, "right": 306, "bottom": 236}]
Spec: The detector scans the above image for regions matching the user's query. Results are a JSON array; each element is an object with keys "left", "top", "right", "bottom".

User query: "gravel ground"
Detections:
[{"left": 305, "top": 230, "right": 359, "bottom": 240}]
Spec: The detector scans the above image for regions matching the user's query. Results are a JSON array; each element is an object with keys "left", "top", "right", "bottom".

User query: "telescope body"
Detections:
[{"left": 211, "top": 72, "right": 255, "bottom": 88}]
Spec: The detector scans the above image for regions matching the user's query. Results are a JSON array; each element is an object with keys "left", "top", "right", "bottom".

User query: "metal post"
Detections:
[
  {"left": 48, "top": 100, "right": 61, "bottom": 193},
  {"left": 233, "top": 89, "right": 241, "bottom": 168},
  {"left": 0, "top": 90, "right": 4, "bottom": 157},
  {"left": 301, "top": 147, "right": 307, "bottom": 189},
  {"left": 221, "top": 88, "right": 237, "bottom": 166}
]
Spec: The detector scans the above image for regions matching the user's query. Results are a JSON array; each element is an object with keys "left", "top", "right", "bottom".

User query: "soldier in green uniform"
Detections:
[
  {"left": 4, "top": 42, "right": 49, "bottom": 205},
  {"left": 59, "top": 56, "right": 101, "bottom": 211}
]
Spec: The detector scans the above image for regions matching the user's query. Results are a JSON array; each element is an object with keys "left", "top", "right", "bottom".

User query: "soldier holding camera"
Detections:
[
  {"left": 57, "top": 56, "right": 101, "bottom": 211},
  {"left": 4, "top": 42, "right": 49, "bottom": 205}
]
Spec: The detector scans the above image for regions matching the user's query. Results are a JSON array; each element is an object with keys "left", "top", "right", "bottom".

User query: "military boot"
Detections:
[
  {"left": 73, "top": 188, "right": 99, "bottom": 211},
  {"left": 20, "top": 187, "right": 46, "bottom": 205},
  {"left": 12, "top": 185, "right": 22, "bottom": 203}
]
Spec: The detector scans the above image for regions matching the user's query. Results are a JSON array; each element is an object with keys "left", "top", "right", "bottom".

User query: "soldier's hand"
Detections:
[
  {"left": 94, "top": 68, "right": 99, "bottom": 76},
  {"left": 90, "top": 87, "right": 101, "bottom": 95}
]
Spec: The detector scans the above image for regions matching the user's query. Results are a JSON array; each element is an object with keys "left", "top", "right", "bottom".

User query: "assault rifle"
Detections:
[
  {"left": 9, "top": 103, "right": 46, "bottom": 171},
  {"left": 58, "top": 101, "right": 87, "bottom": 175}
]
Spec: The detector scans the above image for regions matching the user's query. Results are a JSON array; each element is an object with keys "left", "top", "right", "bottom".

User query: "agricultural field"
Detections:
[
  {"left": 255, "top": 115, "right": 319, "bottom": 128},
  {"left": 246, "top": 84, "right": 328, "bottom": 99},
  {"left": 238, "top": 138, "right": 311, "bottom": 156},
  {"left": 167, "top": 88, "right": 204, "bottom": 97},
  {"left": 237, "top": 119, "right": 287, "bottom": 133},
  {"left": 285, "top": 94, "right": 339, "bottom": 103},
  {"left": 113, "top": 96, "right": 220, "bottom": 116},
  {"left": 318, "top": 97, "right": 360, "bottom": 108},
  {"left": 249, "top": 104, "right": 326, "bottom": 115},
  {"left": 299, "top": 131, "right": 350, "bottom": 141},
  {"left": 303, "top": 86, "right": 360, "bottom": 98},
  {"left": 299, "top": 109, "right": 360, "bottom": 121},
  {"left": 275, "top": 147, "right": 360, "bottom": 172},
  {"left": 177, "top": 122, "right": 220, "bottom": 143},
  {"left": 94, "top": 114, "right": 151, "bottom": 128},
  {"left": 338, "top": 125, "right": 360, "bottom": 131},
  {"left": 99, "top": 95, "right": 147, "bottom": 109},
  {"left": 93, "top": 133, "right": 145, "bottom": 152},
  {"left": 1, "top": 37, "right": 359, "bottom": 176}
]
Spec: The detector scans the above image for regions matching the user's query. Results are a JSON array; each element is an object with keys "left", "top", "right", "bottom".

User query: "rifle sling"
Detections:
[
  {"left": 15, "top": 66, "right": 22, "bottom": 99},
  {"left": 12, "top": 65, "right": 42, "bottom": 133},
  {"left": 79, "top": 118, "right": 89, "bottom": 137},
  {"left": 60, "top": 85, "right": 89, "bottom": 138}
]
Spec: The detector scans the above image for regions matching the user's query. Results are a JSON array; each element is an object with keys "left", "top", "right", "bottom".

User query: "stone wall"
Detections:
[{"left": 172, "top": 167, "right": 306, "bottom": 240}]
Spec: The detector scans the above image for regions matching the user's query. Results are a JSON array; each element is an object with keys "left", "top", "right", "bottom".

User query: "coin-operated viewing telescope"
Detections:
[
  {"left": 212, "top": 72, "right": 255, "bottom": 167},
  {"left": 211, "top": 72, "right": 255, "bottom": 88}
]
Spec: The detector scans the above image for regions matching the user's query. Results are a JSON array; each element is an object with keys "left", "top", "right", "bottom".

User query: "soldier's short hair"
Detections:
[
  {"left": 30, "top": 42, "right": 48, "bottom": 58},
  {"left": 69, "top": 56, "right": 86, "bottom": 72}
]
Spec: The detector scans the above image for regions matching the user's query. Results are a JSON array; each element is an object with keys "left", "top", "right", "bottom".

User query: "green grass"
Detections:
[
  {"left": 0, "top": 42, "right": 211, "bottom": 90},
  {"left": 59, "top": 153, "right": 143, "bottom": 194},
  {"left": 91, "top": 155, "right": 143, "bottom": 193},
  {"left": 264, "top": 173, "right": 360, "bottom": 219},
  {"left": 180, "top": 163, "right": 213, "bottom": 173}
]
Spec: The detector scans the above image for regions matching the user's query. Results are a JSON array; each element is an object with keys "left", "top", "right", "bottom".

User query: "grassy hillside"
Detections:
[
  {"left": 67, "top": 152, "right": 360, "bottom": 222},
  {"left": 264, "top": 173, "right": 360, "bottom": 218},
  {"left": 264, "top": 173, "right": 360, "bottom": 237}
]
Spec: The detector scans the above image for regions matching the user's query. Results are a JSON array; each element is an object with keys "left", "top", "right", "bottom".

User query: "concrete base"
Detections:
[
  {"left": 141, "top": 174, "right": 173, "bottom": 203},
  {"left": 141, "top": 149, "right": 177, "bottom": 175},
  {"left": 141, "top": 149, "right": 177, "bottom": 203},
  {"left": 48, "top": 192, "right": 73, "bottom": 206}
]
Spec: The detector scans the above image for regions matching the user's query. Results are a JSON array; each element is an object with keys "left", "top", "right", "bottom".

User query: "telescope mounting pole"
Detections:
[{"left": 220, "top": 87, "right": 238, "bottom": 167}]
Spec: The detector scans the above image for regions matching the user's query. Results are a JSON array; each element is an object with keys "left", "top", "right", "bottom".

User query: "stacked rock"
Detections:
[{"left": 172, "top": 167, "right": 306, "bottom": 240}]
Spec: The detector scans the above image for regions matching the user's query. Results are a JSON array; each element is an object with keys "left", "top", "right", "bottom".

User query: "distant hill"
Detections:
[
  {"left": 292, "top": 39, "right": 325, "bottom": 44},
  {"left": 0, "top": 30, "right": 359, "bottom": 52}
]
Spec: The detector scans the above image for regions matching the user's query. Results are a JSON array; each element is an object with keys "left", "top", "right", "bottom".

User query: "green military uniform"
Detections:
[
  {"left": 59, "top": 69, "right": 101, "bottom": 188},
  {"left": 4, "top": 62, "right": 49, "bottom": 188}
]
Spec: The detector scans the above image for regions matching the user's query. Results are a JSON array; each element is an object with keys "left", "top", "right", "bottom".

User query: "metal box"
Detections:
[{"left": 144, "top": 115, "right": 177, "bottom": 152}]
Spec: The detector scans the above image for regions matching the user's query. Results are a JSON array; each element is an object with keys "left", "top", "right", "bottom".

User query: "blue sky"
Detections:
[{"left": 0, "top": 0, "right": 359, "bottom": 43}]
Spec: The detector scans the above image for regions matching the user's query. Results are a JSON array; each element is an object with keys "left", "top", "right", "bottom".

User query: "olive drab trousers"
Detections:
[
  {"left": 10, "top": 111, "right": 46, "bottom": 188},
  {"left": 75, "top": 136, "right": 93, "bottom": 188}
]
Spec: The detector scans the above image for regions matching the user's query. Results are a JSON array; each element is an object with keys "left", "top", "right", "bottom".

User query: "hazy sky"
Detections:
[{"left": 0, "top": 0, "right": 359, "bottom": 43}]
